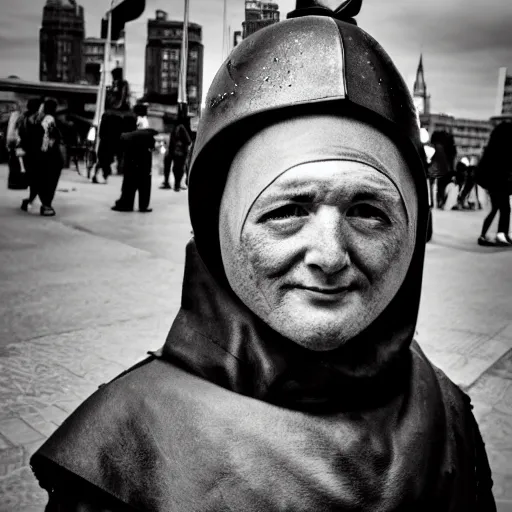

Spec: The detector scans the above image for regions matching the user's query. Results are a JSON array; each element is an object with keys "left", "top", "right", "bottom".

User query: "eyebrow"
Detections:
[{"left": 257, "top": 182, "right": 401, "bottom": 208}]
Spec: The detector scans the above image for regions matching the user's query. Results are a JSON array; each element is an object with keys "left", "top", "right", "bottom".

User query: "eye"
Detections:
[
  {"left": 259, "top": 204, "right": 309, "bottom": 222},
  {"left": 347, "top": 204, "right": 389, "bottom": 223}
]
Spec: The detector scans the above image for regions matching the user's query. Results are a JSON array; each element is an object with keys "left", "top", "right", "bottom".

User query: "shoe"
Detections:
[
  {"left": 174, "top": 187, "right": 181, "bottom": 192},
  {"left": 40, "top": 205, "right": 56, "bottom": 217},
  {"left": 139, "top": 208, "right": 153, "bottom": 213},
  {"left": 495, "top": 233, "right": 512, "bottom": 246},
  {"left": 20, "top": 199, "right": 31, "bottom": 212},
  {"left": 180, "top": 185, "right": 188, "bottom": 190},
  {"left": 160, "top": 183, "right": 171, "bottom": 189},
  {"left": 111, "top": 205, "right": 133, "bottom": 212},
  {"left": 506, "top": 234, "right": 512, "bottom": 245},
  {"left": 477, "top": 236, "right": 496, "bottom": 247}
]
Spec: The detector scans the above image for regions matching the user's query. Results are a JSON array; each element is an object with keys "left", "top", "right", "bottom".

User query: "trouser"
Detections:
[
  {"left": 25, "top": 153, "right": 62, "bottom": 207},
  {"left": 116, "top": 164, "right": 152, "bottom": 210},
  {"left": 481, "top": 188, "right": 511, "bottom": 236},
  {"left": 163, "top": 154, "right": 187, "bottom": 189},
  {"left": 95, "top": 141, "right": 114, "bottom": 179}
]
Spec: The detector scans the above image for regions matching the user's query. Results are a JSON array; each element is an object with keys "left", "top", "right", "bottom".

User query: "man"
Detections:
[
  {"left": 111, "top": 115, "right": 157, "bottom": 213},
  {"left": 160, "top": 114, "right": 192, "bottom": 191}
]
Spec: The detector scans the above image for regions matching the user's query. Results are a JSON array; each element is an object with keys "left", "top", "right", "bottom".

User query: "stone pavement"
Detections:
[{"left": 0, "top": 164, "right": 510, "bottom": 511}]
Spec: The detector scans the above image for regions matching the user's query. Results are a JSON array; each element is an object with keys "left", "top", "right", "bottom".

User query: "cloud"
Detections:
[{"left": 0, "top": 0, "right": 511, "bottom": 118}]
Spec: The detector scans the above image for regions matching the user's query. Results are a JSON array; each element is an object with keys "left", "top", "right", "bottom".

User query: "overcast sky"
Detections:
[{"left": 1, "top": 0, "right": 511, "bottom": 119}]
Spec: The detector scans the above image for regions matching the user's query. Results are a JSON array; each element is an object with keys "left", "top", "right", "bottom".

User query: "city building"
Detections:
[
  {"left": 420, "top": 113, "right": 492, "bottom": 160},
  {"left": 144, "top": 10, "right": 204, "bottom": 116},
  {"left": 40, "top": 0, "right": 85, "bottom": 83},
  {"left": 494, "top": 67, "right": 512, "bottom": 119},
  {"left": 242, "top": 1, "right": 280, "bottom": 39},
  {"left": 412, "top": 54, "right": 430, "bottom": 116},
  {"left": 412, "top": 54, "right": 492, "bottom": 160},
  {"left": 82, "top": 37, "right": 126, "bottom": 86}
]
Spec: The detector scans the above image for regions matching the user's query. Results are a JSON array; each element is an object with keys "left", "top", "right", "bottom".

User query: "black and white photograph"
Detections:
[{"left": 0, "top": 0, "right": 511, "bottom": 510}]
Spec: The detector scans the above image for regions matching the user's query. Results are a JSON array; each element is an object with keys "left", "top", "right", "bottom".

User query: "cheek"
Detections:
[
  {"left": 351, "top": 222, "right": 412, "bottom": 284},
  {"left": 240, "top": 227, "right": 300, "bottom": 281}
]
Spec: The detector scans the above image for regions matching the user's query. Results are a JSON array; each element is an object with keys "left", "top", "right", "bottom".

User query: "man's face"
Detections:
[{"left": 222, "top": 160, "right": 416, "bottom": 351}]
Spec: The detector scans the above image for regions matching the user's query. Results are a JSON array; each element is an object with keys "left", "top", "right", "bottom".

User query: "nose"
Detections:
[{"left": 303, "top": 206, "right": 350, "bottom": 275}]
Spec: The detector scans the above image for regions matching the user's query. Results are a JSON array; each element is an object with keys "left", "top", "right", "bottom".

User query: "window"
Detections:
[
  {"left": 170, "top": 49, "right": 180, "bottom": 61},
  {"left": 188, "top": 86, "right": 197, "bottom": 99},
  {"left": 170, "top": 80, "right": 179, "bottom": 89},
  {"left": 162, "top": 50, "right": 170, "bottom": 61},
  {"left": 189, "top": 50, "right": 198, "bottom": 61}
]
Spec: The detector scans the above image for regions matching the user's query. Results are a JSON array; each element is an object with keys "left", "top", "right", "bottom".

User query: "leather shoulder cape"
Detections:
[{"left": 31, "top": 242, "right": 494, "bottom": 511}]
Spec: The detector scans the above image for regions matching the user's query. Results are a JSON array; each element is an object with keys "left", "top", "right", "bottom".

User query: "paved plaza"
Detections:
[{"left": 0, "top": 164, "right": 511, "bottom": 511}]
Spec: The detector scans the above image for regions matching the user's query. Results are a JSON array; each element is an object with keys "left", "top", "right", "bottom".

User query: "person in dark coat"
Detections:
[
  {"left": 111, "top": 116, "right": 157, "bottom": 213},
  {"left": 160, "top": 114, "right": 192, "bottom": 191},
  {"left": 31, "top": 2, "right": 496, "bottom": 510},
  {"left": 19, "top": 98, "right": 63, "bottom": 216},
  {"left": 428, "top": 131, "right": 456, "bottom": 209},
  {"left": 478, "top": 122, "right": 512, "bottom": 246}
]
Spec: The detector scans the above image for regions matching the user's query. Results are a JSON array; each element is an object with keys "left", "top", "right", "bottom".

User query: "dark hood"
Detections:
[{"left": 159, "top": 231, "right": 426, "bottom": 412}]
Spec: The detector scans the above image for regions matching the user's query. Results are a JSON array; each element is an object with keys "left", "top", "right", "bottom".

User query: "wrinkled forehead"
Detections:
[
  {"left": 222, "top": 114, "right": 418, "bottom": 237},
  {"left": 252, "top": 160, "right": 405, "bottom": 210}
]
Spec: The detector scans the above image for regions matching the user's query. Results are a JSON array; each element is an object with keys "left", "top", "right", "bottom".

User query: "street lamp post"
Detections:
[
  {"left": 93, "top": 0, "right": 115, "bottom": 155},
  {"left": 177, "top": 0, "right": 190, "bottom": 119}
]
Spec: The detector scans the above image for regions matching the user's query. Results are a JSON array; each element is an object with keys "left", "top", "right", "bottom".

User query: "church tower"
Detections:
[{"left": 413, "top": 54, "right": 430, "bottom": 116}]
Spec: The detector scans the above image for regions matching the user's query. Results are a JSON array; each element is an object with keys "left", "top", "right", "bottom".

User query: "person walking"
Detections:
[
  {"left": 31, "top": 2, "right": 496, "bottom": 510},
  {"left": 428, "top": 131, "right": 456, "bottom": 209},
  {"left": 5, "top": 104, "right": 26, "bottom": 190},
  {"left": 160, "top": 114, "right": 192, "bottom": 191},
  {"left": 477, "top": 122, "right": 512, "bottom": 246},
  {"left": 111, "top": 116, "right": 157, "bottom": 213},
  {"left": 37, "top": 98, "right": 64, "bottom": 216},
  {"left": 18, "top": 98, "right": 45, "bottom": 212}
]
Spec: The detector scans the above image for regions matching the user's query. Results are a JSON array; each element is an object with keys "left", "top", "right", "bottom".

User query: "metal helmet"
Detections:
[{"left": 189, "top": 0, "right": 427, "bottom": 275}]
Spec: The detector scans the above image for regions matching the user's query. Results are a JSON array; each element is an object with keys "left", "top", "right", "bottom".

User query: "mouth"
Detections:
[{"left": 294, "top": 285, "right": 352, "bottom": 295}]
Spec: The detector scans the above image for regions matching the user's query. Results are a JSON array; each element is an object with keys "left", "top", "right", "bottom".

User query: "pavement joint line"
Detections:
[{"left": 1, "top": 312, "right": 171, "bottom": 347}]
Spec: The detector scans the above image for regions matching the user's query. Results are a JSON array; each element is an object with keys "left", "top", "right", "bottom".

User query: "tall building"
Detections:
[
  {"left": 242, "top": 1, "right": 280, "bottom": 39},
  {"left": 40, "top": 0, "right": 85, "bottom": 83},
  {"left": 494, "top": 67, "right": 512, "bottom": 117},
  {"left": 412, "top": 54, "right": 430, "bottom": 116},
  {"left": 419, "top": 113, "right": 492, "bottom": 160},
  {"left": 144, "top": 10, "right": 204, "bottom": 115},
  {"left": 82, "top": 38, "right": 126, "bottom": 86}
]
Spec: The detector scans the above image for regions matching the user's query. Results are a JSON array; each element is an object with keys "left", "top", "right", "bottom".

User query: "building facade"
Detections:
[
  {"left": 40, "top": 0, "right": 85, "bottom": 83},
  {"left": 494, "top": 67, "right": 512, "bottom": 118},
  {"left": 420, "top": 113, "right": 492, "bottom": 160},
  {"left": 242, "top": 1, "right": 280, "bottom": 39},
  {"left": 144, "top": 10, "right": 203, "bottom": 116},
  {"left": 82, "top": 38, "right": 126, "bottom": 86}
]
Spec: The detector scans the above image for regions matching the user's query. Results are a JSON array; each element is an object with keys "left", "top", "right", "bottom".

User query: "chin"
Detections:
[{"left": 270, "top": 315, "right": 360, "bottom": 352}]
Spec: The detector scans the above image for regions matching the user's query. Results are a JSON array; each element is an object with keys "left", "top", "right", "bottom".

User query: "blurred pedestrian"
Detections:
[
  {"left": 111, "top": 115, "right": 157, "bottom": 213},
  {"left": 38, "top": 98, "right": 64, "bottom": 216},
  {"left": 477, "top": 122, "right": 512, "bottom": 246},
  {"left": 160, "top": 113, "right": 192, "bottom": 191},
  {"left": 5, "top": 104, "right": 26, "bottom": 189},
  {"left": 457, "top": 156, "right": 482, "bottom": 210},
  {"left": 32, "top": 2, "right": 496, "bottom": 509},
  {"left": 17, "top": 97, "right": 45, "bottom": 212},
  {"left": 428, "top": 131, "right": 456, "bottom": 209}
]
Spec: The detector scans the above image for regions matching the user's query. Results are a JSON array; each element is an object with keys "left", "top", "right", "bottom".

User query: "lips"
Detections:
[{"left": 294, "top": 285, "right": 352, "bottom": 295}]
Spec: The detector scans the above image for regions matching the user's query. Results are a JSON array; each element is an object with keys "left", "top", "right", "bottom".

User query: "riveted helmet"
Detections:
[{"left": 189, "top": 0, "right": 427, "bottom": 276}]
